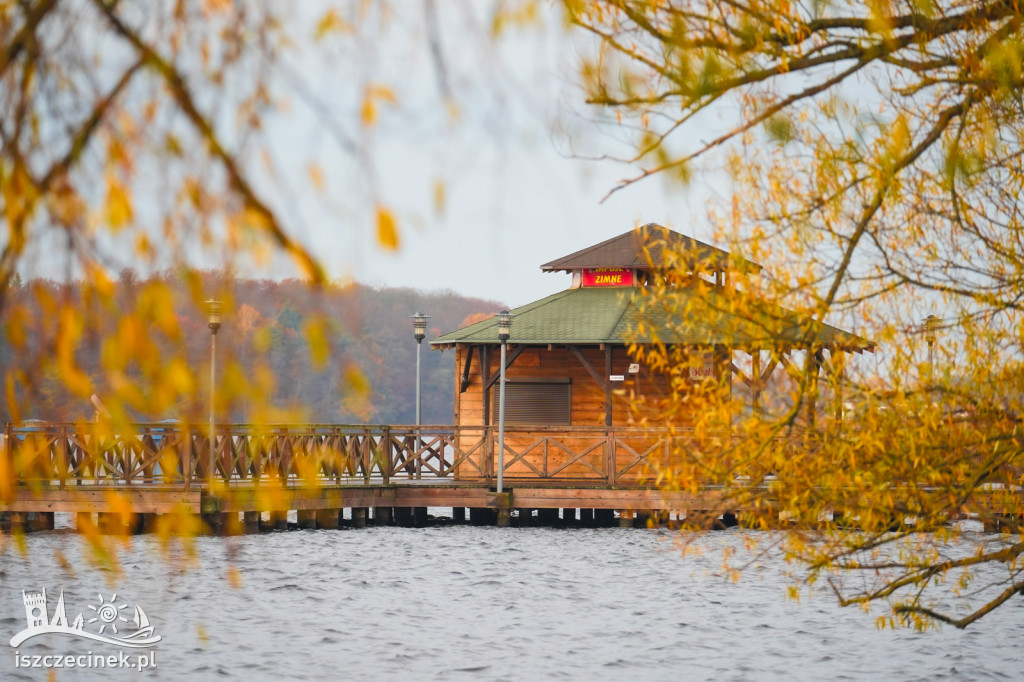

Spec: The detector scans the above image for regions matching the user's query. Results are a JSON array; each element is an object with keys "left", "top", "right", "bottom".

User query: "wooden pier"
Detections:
[
  {"left": 0, "top": 422, "right": 745, "bottom": 533},
  {"left": 2, "top": 422, "right": 1017, "bottom": 534}
]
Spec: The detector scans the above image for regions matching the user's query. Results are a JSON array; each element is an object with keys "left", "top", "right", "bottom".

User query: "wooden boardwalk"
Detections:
[
  {"left": 0, "top": 422, "right": 738, "bottom": 532},
  {"left": 0, "top": 422, "right": 1016, "bottom": 533}
]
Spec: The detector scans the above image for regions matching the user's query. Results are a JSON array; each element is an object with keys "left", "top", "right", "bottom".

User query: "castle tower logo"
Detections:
[{"left": 10, "top": 589, "right": 162, "bottom": 649}]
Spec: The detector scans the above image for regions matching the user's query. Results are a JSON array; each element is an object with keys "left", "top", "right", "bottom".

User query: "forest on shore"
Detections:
[{"left": 1, "top": 270, "right": 502, "bottom": 425}]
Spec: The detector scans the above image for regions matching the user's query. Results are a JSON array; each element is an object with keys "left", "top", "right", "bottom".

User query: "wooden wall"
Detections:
[
  {"left": 449, "top": 343, "right": 732, "bottom": 481},
  {"left": 453, "top": 343, "right": 731, "bottom": 428}
]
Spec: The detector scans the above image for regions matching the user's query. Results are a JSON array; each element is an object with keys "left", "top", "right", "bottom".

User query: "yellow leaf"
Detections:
[
  {"left": 344, "top": 364, "right": 370, "bottom": 397},
  {"left": 305, "top": 316, "right": 330, "bottom": 369},
  {"left": 105, "top": 173, "right": 133, "bottom": 230},
  {"left": 361, "top": 96, "right": 376, "bottom": 127},
  {"left": 315, "top": 10, "right": 353, "bottom": 40},
  {"left": 375, "top": 206, "right": 400, "bottom": 251},
  {"left": 433, "top": 178, "right": 446, "bottom": 217},
  {"left": 361, "top": 85, "right": 396, "bottom": 127},
  {"left": 203, "top": 0, "right": 231, "bottom": 13},
  {"left": 308, "top": 164, "right": 325, "bottom": 194}
]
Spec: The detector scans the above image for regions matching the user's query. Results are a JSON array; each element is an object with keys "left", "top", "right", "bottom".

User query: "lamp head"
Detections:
[
  {"left": 206, "top": 298, "right": 222, "bottom": 333},
  {"left": 410, "top": 312, "right": 430, "bottom": 342},
  {"left": 496, "top": 309, "right": 513, "bottom": 343},
  {"left": 923, "top": 314, "right": 940, "bottom": 344}
]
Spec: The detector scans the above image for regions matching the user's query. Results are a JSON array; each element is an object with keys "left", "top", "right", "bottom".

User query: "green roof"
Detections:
[{"left": 431, "top": 286, "right": 872, "bottom": 352}]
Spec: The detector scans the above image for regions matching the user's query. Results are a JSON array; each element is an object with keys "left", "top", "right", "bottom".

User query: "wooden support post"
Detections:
[
  {"left": 29, "top": 512, "right": 55, "bottom": 532},
  {"left": 595, "top": 509, "right": 615, "bottom": 527},
  {"left": 352, "top": 507, "right": 368, "bottom": 529},
  {"left": 10, "top": 511, "right": 27, "bottom": 533},
  {"left": 413, "top": 507, "right": 428, "bottom": 528},
  {"left": 395, "top": 507, "right": 413, "bottom": 527},
  {"left": 297, "top": 510, "right": 316, "bottom": 530},
  {"left": 97, "top": 512, "right": 121, "bottom": 535},
  {"left": 76, "top": 512, "right": 94, "bottom": 533},
  {"left": 224, "top": 512, "right": 244, "bottom": 536},
  {"left": 537, "top": 508, "right": 558, "bottom": 525},
  {"left": 497, "top": 508, "right": 511, "bottom": 527},
  {"left": 139, "top": 514, "right": 159, "bottom": 534},
  {"left": 317, "top": 509, "right": 340, "bottom": 530},
  {"left": 270, "top": 510, "right": 288, "bottom": 531},
  {"left": 244, "top": 511, "right": 261, "bottom": 534},
  {"left": 605, "top": 345, "right": 613, "bottom": 427},
  {"left": 452, "top": 507, "right": 466, "bottom": 523},
  {"left": 373, "top": 507, "right": 392, "bottom": 526},
  {"left": 469, "top": 508, "right": 494, "bottom": 525},
  {"left": 200, "top": 513, "right": 223, "bottom": 535},
  {"left": 618, "top": 510, "right": 634, "bottom": 528}
]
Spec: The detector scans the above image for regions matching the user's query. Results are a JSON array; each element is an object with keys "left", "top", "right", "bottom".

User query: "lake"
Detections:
[{"left": 1, "top": 519, "right": 1022, "bottom": 680}]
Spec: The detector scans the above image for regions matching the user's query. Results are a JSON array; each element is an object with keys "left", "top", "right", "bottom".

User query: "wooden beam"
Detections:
[
  {"left": 728, "top": 361, "right": 753, "bottom": 388},
  {"left": 832, "top": 349, "right": 845, "bottom": 426},
  {"left": 778, "top": 352, "right": 803, "bottom": 383},
  {"left": 481, "top": 345, "right": 491, "bottom": 426},
  {"left": 459, "top": 345, "right": 475, "bottom": 393},
  {"left": 752, "top": 350, "right": 761, "bottom": 411},
  {"left": 570, "top": 346, "right": 607, "bottom": 392},
  {"left": 0, "top": 489, "right": 201, "bottom": 514},
  {"left": 605, "top": 345, "right": 613, "bottom": 427},
  {"left": 483, "top": 344, "right": 527, "bottom": 392},
  {"left": 760, "top": 357, "right": 779, "bottom": 384}
]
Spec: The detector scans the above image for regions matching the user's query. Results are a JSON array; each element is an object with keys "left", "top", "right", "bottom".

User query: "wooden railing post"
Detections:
[
  {"left": 58, "top": 426, "right": 68, "bottom": 490},
  {"left": 606, "top": 428, "right": 616, "bottom": 486},
  {"left": 381, "top": 426, "right": 391, "bottom": 485},
  {"left": 4, "top": 422, "right": 14, "bottom": 491},
  {"left": 362, "top": 429, "right": 371, "bottom": 484},
  {"left": 183, "top": 426, "right": 192, "bottom": 491},
  {"left": 484, "top": 426, "right": 494, "bottom": 486}
]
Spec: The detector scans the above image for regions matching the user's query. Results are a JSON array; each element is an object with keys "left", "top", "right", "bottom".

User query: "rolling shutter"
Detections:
[{"left": 491, "top": 380, "right": 571, "bottom": 426}]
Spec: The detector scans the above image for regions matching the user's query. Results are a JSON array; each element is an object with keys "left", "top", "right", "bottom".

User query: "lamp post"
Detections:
[
  {"left": 495, "top": 310, "right": 513, "bottom": 494},
  {"left": 924, "top": 314, "right": 940, "bottom": 377},
  {"left": 206, "top": 299, "right": 221, "bottom": 487},
  {"left": 411, "top": 312, "right": 430, "bottom": 479}
]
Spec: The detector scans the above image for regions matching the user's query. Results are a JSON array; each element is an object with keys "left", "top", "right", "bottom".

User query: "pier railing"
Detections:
[{"left": 2, "top": 423, "right": 770, "bottom": 490}]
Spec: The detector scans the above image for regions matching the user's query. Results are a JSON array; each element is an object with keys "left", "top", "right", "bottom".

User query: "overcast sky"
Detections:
[
  {"left": 14, "top": 3, "right": 726, "bottom": 313},
  {"left": 261, "top": 3, "right": 727, "bottom": 309}
]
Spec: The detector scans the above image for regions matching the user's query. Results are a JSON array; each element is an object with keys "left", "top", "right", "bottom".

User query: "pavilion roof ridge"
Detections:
[{"left": 540, "top": 223, "right": 761, "bottom": 273}]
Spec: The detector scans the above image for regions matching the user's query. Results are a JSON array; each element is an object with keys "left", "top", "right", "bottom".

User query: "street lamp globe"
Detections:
[
  {"left": 207, "top": 299, "right": 222, "bottom": 334},
  {"left": 410, "top": 312, "right": 430, "bottom": 342},
  {"left": 496, "top": 310, "right": 513, "bottom": 342}
]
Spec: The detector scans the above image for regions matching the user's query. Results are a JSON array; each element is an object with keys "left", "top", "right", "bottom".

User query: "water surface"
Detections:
[{"left": 1, "top": 523, "right": 1021, "bottom": 680}]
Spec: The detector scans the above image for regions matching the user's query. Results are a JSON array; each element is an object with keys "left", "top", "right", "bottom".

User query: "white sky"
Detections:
[
  {"left": 13, "top": 2, "right": 727, "bottom": 313},
  {"left": 257, "top": 3, "right": 727, "bottom": 309}
]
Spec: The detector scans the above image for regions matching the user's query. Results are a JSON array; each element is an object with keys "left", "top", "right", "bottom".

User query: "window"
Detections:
[{"left": 491, "top": 379, "right": 571, "bottom": 426}]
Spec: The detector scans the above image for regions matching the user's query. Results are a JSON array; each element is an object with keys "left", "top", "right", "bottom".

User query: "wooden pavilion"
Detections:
[
  {"left": 431, "top": 223, "right": 873, "bottom": 481},
  {"left": 0, "top": 224, "right": 877, "bottom": 534}
]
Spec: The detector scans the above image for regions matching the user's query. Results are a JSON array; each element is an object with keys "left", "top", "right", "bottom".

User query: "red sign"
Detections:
[{"left": 582, "top": 268, "right": 633, "bottom": 287}]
